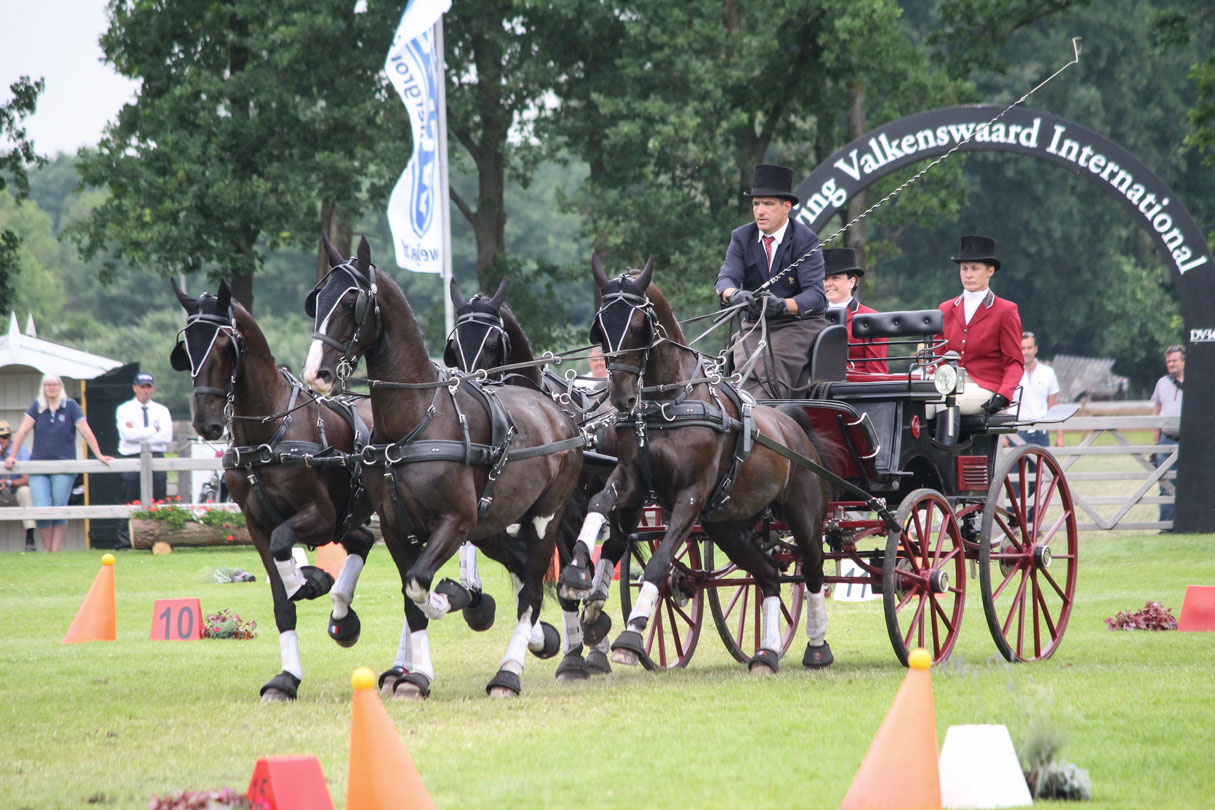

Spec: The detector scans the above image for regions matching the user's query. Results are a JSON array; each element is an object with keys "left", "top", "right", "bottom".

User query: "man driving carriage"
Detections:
[{"left": 715, "top": 163, "right": 829, "bottom": 398}]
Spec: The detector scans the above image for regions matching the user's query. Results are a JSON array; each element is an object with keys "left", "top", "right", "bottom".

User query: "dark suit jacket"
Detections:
[
  {"left": 937, "top": 290, "right": 1024, "bottom": 400},
  {"left": 715, "top": 218, "right": 826, "bottom": 317}
]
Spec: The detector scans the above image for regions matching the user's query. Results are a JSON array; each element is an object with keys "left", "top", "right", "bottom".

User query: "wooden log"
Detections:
[{"left": 130, "top": 519, "right": 252, "bottom": 549}]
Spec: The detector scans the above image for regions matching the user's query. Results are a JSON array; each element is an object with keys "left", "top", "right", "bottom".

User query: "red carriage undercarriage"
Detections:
[{"left": 599, "top": 307, "right": 1078, "bottom": 669}]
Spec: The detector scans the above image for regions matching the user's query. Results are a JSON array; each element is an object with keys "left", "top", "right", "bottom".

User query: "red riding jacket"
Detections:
[{"left": 937, "top": 290, "right": 1024, "bottom": 400}]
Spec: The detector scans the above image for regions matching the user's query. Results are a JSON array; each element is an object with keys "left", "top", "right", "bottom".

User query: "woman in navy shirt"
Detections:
[{"left": 4, "top": 374, "right": 112, "bottom": 552}]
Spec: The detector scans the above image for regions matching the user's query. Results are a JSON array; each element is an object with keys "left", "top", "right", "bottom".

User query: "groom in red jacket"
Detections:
[{"left": 937, "top": 235, "right": 1024, "bottom": 415}]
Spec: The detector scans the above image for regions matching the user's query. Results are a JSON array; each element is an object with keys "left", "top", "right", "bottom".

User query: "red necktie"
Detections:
[{"left": 762, "top": 235, "right": 774, "bottom": 274}]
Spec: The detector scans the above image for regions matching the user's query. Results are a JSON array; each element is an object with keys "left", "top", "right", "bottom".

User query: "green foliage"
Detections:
[
  {"left": 131, "top": 500, "right": 246, "bottom": 531},
  {"left": 0, "top": 75, "right": 46, "bottom": 200}
]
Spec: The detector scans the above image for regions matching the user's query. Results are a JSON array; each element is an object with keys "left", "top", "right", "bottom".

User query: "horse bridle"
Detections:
[
  {"left": 172, "top": 307, "right": 245, "bottom": 427},
  {"left": 306, "top": 260, "right": 381, "bottom": 386},
  {"left": 590, "top": 284, "right": 661, "bottom": 380},
  {"left": 446, "top": 307, "right": 512, "bottom": 373}
]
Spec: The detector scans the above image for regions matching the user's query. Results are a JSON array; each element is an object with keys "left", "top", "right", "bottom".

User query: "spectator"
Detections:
[
  {"left": 588, "top": 346, "right": 607, "bottom": 379},
  {"left": 715, "top": 163, "right": 829, "bottom": 397},
  {"left": 822, "top": 247, "right": 888, "bottom": 375},
  {"left": 1150, "top": 344, "right": 1184, "bottom": 529},
  {"left": 1014, "top": 332, "right": 1064, "bottom": 447},
  {"left": 936, "top": 235, "right": 1023, "bottom": 415},
  {"left": 0, "top": 420, "right": 36, "bottom": 551},
  {"left": 3, "top": 374, "right": 113, "bottom": 552},
  {"left": 114, "top": 372, "right": 173, "bottom": 550}
]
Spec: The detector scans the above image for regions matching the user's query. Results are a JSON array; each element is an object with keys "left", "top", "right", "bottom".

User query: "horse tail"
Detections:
[{"left": 773, "top": 403, "right": 843, "bottom": 499}]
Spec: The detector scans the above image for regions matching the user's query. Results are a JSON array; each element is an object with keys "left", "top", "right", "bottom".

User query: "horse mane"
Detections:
[
  {"left": 231, "top": 301, "right": 277, "bottom": 370},
  {"left": 371, "top": 266, "right": 437, "bottom": 380},
  {"left": 497, "top": 303, "right": 543, "bottom": 387},
  {"left": 643, "top": 280, "right": 684, "bottom": 345}
]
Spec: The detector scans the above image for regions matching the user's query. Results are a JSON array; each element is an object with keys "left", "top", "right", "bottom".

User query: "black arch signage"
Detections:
[{"left": 792, "top": 105, "right": 1215, "bottom": 531}]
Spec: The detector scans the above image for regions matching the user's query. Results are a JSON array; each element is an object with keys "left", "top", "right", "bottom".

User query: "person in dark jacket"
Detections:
[{"left": 715, "top": 163, "right": 829, "bottom": 398}]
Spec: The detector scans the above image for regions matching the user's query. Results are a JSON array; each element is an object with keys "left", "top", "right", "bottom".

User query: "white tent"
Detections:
[{"left": 0, "top": 313, "right": 121, "bottom": 379}]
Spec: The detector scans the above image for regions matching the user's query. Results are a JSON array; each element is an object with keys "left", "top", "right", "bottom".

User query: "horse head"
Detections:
[
  {"left": 169, "top": 278, "right": 241, "bottom": 440},
  {"left": 302, "top": 233, "right": 380, "bottom": 395},
  {"left": 590, "top": 251, "right": 655, "bottom": 413},
  {"left": 444, "top": 278, "right": 511, "bottom": 373}
]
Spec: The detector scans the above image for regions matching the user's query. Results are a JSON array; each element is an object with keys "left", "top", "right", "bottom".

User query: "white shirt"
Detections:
[
  {"left": 827, "top": 296, "right": 853, "bottom": 310},
  {"left": 961, "top": 287, "right": 989, "bottom": 324},
  {"left": 757, "top": 220, "right": 790, "bottom": 269},
  {"left": 1015, "top": 361, "right": 1060, "bottom": 422},
  {"left": 116, "top": 398, "right": 173, "bottom": 455}
]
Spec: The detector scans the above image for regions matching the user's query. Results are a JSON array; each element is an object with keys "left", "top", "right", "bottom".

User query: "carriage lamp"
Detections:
[{"left": 933, "top": 362, "right": 960, "bottom": 396}]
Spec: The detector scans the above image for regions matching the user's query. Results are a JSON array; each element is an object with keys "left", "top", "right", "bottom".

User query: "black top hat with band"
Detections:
[
  {"left": 744, "top": 163, "right": 799, "bottom": 206},
  {"left": 822, "top": 248, "right": 866, "bottom": 278},
  {"left": 951, "top": 234, "right": 1001, "bottom": 271}
]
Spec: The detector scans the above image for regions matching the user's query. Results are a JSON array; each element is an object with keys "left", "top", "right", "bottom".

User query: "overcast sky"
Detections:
[{"left": 1, "top": 1, "right": 140, "bottom": 157}]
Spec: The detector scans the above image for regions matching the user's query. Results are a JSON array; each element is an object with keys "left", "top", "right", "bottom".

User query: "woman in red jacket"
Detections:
[
  {"left": 937, "top": 235, "right": 1024, "bottom": 415},
  {"left": 822, "top": 248, "right": 888, "bottom": 375}
]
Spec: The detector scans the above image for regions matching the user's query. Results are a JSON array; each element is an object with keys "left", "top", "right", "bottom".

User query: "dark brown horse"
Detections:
[
  {"left": 170, "top": 281, "right": 376, "bottom": 701},
  {"left": 445, "top": 278, "right": 619, "bottom": 679},
  {"left": 302, "top": 235, "right": 584, "bottom": 698},
  {"left": 564, "top": 254, "right": 834, "bottom": 673}
]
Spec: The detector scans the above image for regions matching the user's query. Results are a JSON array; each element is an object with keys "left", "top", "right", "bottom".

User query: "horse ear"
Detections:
[
  {"left": 450, "top": 278, "right": 467, "bottom": 308},
  {"left": 216, "top": 280, "right": 232, "bottom": 312},
  {"left": 489, "top": 278, "right": 508, "bottom": 310},
  {"left": 357, "top": 235, "right": 371, "bottom": 276},
  {"left": 321, "top": 231, "right": 344, "bottom": 267},
  {"left": 591, "top": 251, "right": 609, "bottom": 289},
  {"left": 635, "top": 255, "right": 654, "bottom": 291},
  {"left": 170, "top": 278, "right": 196, "bottom": 311}
]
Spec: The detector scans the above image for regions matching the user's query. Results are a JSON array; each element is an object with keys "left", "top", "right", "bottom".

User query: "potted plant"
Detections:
[{"left": 129, "top": 498, "right": 250, "bottom": 549}]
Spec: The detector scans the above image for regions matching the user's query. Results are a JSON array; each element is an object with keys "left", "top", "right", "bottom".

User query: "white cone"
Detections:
[{"left": 938, "top": 724, "right": 1033, "bottom": 809}]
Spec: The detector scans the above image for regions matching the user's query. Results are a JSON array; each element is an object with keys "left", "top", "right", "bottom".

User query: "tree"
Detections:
[
  {"left": 68, "top": 0, "right": 408, "bottom": 310},
  {"left": 1, "top": 76, "right": 46, "bottom": 314}
]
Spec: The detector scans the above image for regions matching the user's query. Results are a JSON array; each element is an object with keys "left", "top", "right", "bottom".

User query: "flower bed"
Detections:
[{"left": 129, "top": 499, "right": 251, "bottom": 549}]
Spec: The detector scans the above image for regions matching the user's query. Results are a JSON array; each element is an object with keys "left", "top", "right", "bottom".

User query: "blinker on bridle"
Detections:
[
  {"left": 591, "top": 284, "right": 658, "bottom": 377},
  {"left": 448, "top": 308, "right": 511, "bottom": 372},
  {"left": 307, "top": 260, "right": 380, "bottom": 380}
]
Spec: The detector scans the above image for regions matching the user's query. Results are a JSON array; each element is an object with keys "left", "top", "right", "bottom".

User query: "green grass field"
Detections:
[{"left": 2, "top": 530, "right": 1212, "bottom": 809}]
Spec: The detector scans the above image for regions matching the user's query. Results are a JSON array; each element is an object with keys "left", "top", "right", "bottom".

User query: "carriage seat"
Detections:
[
  {"left": 798, "top": 320, "right": 848, "bottom": 385},
  {"left": 852, "top": 308, "right": 943, "bottom": 339}
]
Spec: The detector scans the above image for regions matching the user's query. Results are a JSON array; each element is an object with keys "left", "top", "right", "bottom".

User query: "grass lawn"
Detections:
[{"left": 1, "top": 530, "right": 1212, "bottom": 809}]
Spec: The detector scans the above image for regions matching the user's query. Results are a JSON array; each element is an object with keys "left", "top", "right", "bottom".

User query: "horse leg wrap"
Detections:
[
  {"left": 562, "top": 606, "right": 584, "bottom": 652},
  {"left": 259, "top": 670, "right": 301, "bottom": 702},
  {"left": 416, "top": 588, "right": 452, "bottom": 620},
  {"left": 555, "top": 644, "right": 590, "bottom": 682},
  {"left": 804, "top": 590, "right": 828, "bottom": 646},
  {"left": 458, "top": 542, "right": 482, "bottom": 592},
  {"left": 761, "top": 595, "right": 782, "bottom": 653},
  {"left": 287, "top": 566, "right": 334, "bottom": 602},
  {"left": 330, "top": 554, "right": 365, "bottom": 620},
  {"left": 626, "top": 581, "right": 660, "bottom": 631},
  {"left": 275, "top": 558, "right": 304, "bottom": 598},
  {"left": 278, "top": 630, "right": 302, "bottom": 682}
]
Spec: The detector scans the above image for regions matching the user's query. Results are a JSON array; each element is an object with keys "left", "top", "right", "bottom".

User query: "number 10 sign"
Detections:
[{"left": 151, "top": 598, "right": 203, "bottom": 641}]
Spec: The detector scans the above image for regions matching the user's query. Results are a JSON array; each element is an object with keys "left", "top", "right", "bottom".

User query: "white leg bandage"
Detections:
[
  {"left": 418, "top": 589, "right": 452, "bottom": 620},
  {"left": 628, "top": 581, "right": 660, "bottom": 627},
  {"left": 500, "top": 609, "right": 534, "bottom": 677},
  {"left": 761, "top": 595, "right": 782, "bottom": 652},
  {"left": 279, "top": 630, "right": 302, "bottom": 680},
  {"left": 592, "top": 557, "right": 614, "bottom": 593},
  {"left": 408, "top": 629, "right": 434, "bottom": 680},
  {"left": 392, "top": 618, "right": 412, "bottom": 670},
  {"left": 576, "top": 512, "right": 608, "bottom": 555},
  {"left": 459, "top": 542, "right": 482, "bottom": 592},
  {"left": 330, "top": 554, "right": 365, "bottom": 620},
  {"left": 563, "top": 609, "right": 583, "bottom": 652},
  {"left": 275, "top": 558, "right": 303, "bottom": 598},
  {"left": 805, "top": 590, "right": 829, "bottom": 646}
]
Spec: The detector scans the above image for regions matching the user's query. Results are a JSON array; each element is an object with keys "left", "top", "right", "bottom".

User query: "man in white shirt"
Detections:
[
  {"left": 1150, "top": 344, "right": 1184, "bottom": 528},
  {"left": 114, "top": 372, "right": 173, "bottom": 549},
  {"left": 1014, "top": 332, "right": 1063, "bottom": 447}
]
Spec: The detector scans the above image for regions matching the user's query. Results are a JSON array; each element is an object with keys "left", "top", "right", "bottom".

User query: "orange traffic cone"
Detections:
[
  {"left": 840, "top": 648, "right": 941, "bottom": 810},
  {"left": 1178, "top": 585, "right": 1215, "bottom": 631},
  {"left": 347, "top": 667, "right": 435, "bottom": 810},
  {"left": 315, "top": 542, "right": 348, "bottom": 581},
  {"left": 544, "top": 545, "right": 561, "bottom": 583},
  {"left": 63, "top": 554, "right": 117, "bottom": 644}
]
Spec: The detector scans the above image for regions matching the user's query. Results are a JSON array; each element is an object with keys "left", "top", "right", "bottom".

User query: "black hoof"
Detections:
[
  {"left": 530, "top": 621, "right": 561, "bottom": 660},
  {"left": 748, "top": 648, "right": 780, "bottom": 675},
  {"left": 610, "top": 629, "right": 651, "bottom": 668},
  {"left": 486, "top": 669, "right": 522, "bottom": 697},
  {"left": 289, "top": 565, "right": 335, "bottom": 602},
  {"left": 462, "top": 590, "right": 496, "bottom": 632},
  {"left": 259, "top": 671, "right": 300, "bottom": 702},
  {"left": 555, "top": 646, "right": 590, "bottom": 681},
  {"left": 378, "top": 665, "right": 408, "bottom": 696},
  {"left": 434, "top": 578, "right": 472, "bottom": 611},
  {"left": 802, "top": 641, "right": 834, "bottom": 669},
  {"left": 328, "top": 609, "right": 361, "bottom": 648},
  {"left": 581, "top": 610, "right": 612, "bottom": 647},
  {"left": 586, "top": 648, "right": 612, "bottom": 676},
  {"left": 392, "top": 671, "right": 431, "bottom": 700}
]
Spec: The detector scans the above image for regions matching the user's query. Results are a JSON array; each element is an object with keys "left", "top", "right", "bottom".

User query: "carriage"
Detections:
[{"left": 593, "top": 304, "right": 1079, "bottom": 670}]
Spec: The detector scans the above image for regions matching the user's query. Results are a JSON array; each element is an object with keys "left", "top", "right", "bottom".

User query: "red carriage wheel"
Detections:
[
  {"left": 617, "top": 534, "right": 704, "bottom": 670},
  {"left": 882, "top": 488, "right": 967, "bottom": 666},
  {"left": 980, "top": 445, "right": 1078, "bottom": 662},
  {"left": 703, "top": 531, "right": 805, "bottom": 664}
]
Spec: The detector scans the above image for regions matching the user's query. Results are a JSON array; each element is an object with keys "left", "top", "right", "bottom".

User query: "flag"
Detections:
[{"left": 384, "top": 0, "right": 452, "bottom": 273}]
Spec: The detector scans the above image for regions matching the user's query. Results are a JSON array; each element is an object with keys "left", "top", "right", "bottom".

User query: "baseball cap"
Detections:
[
  {"left": 134, "top": 372, "right": 155, "bottom": 386},
  {"left": 0, "top": 420, "right": 10, "bottom": 437}
]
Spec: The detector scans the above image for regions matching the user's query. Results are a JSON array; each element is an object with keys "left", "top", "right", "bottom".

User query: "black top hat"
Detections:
[
  {"left": 951, "top": 235, "right": 1001, "bottom": 271},
  {"left": 745, "top": 164, "right": 799, "bottom": 206},
  {"left": 822, "top": 248, "right": 865, "bottom": 278}
]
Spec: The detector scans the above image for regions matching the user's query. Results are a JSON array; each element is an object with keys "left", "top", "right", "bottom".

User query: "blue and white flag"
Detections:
[{"left": 384, "top": 0, "right": 451, "bottom": 273}]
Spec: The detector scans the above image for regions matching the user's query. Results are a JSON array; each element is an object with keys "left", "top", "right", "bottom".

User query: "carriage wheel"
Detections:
[
  {"left": 703, "top": 531, "right": 805, "bottom": 664},
  {"left": 980, "top": 445, "right": 1078, "bottom": 662},
  {"left": 882, "top": 488, "right": 967, "bottom": 666},
  {"left": 617, "top": 535, "right": 704, "bottom": 670}
]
